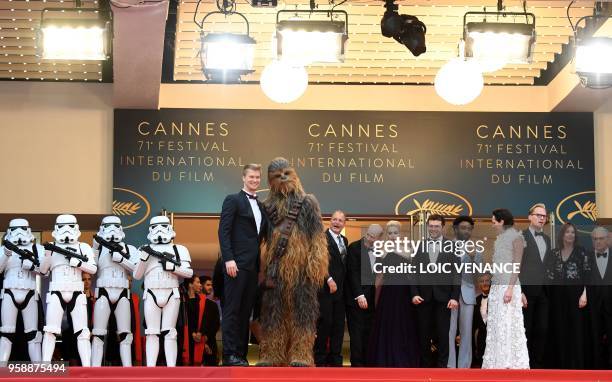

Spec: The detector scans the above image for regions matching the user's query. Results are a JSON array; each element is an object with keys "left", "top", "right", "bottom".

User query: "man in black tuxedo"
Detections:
[
  {"left": 314, "top": 210, "right": 348, "bottom": 367},
  {"left": 520, "top": 203, "right": 552, "bottom": 369},
  {"left": 410, "top": 214, "right": 460, "bottom": 368},
  {"left": 586, "top": 226, "right": 612, "bottom": 369},
  {"left": 218, "top": 164, "right": 268, "bottom": 366},
  {"left": 345, "top": 224, "right": 383, "bottom": 367}
]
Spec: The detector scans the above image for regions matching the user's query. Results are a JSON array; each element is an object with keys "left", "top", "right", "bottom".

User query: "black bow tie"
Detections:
[
  {"left": 534, "top": 232, "right": 544, "bottom": 237},
  {"left": 246, "top": 193, "right": 258, "bottom": 200},
  {"left": 597, "top": 252, "right": 608, "bottom": 258}
]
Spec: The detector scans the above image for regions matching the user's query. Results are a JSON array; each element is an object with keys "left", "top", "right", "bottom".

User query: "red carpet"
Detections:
[{"left": 3, "top": 367, "right": 612, "bottom": 382}]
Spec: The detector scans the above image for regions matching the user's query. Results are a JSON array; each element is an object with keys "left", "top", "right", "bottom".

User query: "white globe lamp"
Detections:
[
  {"left": 435, "top": 58, "right": 484, "bottom": 105},
  {"left": 260, "top": 60, "right": 309, "bottom": 104}
]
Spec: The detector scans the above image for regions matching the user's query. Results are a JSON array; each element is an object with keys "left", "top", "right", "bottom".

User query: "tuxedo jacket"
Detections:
[
  {"left": 586, "top": 249, "right": 612, "bottom": 314},
  {"left": 218, "top": 190, "right": 268, "bottom": 272},
  {"left": 324, "top": 230, "right": 348, "bottom": 296},
  {"left": 345, "top": 238, "right": 376, "bottom": 309},
  {"left": 410, "top": 239, "right": 460, "bottom": 303},
  {"left": 520, "top": 228, "right": 552, "bottom": 297}
]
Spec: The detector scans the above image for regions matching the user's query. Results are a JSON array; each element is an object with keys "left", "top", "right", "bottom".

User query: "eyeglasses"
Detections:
[{"left": 531, "top": 214, "right": 546, "bottom": 219}]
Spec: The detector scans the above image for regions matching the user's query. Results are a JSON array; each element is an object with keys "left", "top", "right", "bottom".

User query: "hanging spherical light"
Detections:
[
  {"left": 260, "top": 60, "right": 308, "bottom": 104},
  {"left": 434, "top": 58, "right": 484, "bottom": 105}
]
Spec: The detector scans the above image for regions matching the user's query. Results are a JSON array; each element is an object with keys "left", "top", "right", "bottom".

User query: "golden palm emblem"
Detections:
[
  {"left": 112, "top": 200, "right": 141, "bottom": 216},
  {"left": 406, "top": 199, "right": 463, "bottom": 216},
  {"left": 567, "top": 200, "right": 597, "bottom": 222}
]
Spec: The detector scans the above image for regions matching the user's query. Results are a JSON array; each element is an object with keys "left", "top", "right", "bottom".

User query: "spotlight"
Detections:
[
  {"left": 275, "top": 10, "right": 349, "bottom": 64},
  {"left": 463, "top": 11, "right": 536, "bottom": 65},
  {"left": 575, "top": 36, "right": 612, "bottom": 88},
  {"left": 380, "top": 0, "right": 426, "bottom": 56},
  {"left": 572, "top": 5, "right": 612, "bottom": 89},
  {"left": 39, "top": 9, "right": 111, "bottom": 60},
  {"left": 200, "top": 32, "right": 256, "bottom": 83},
  {"left": 195, "top": 0, "right": 256, "bottom": 83}
]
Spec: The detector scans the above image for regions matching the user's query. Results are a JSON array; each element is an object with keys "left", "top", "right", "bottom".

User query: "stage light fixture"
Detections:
[
  {"left": 463, "top": 10, "right": 536, "bottom": 65},
  {"left": 39, "top": 9, "right": 111, "bottom": 60},
  {"left": 575, "top": 37, "right": 612, "bottom": 88},
  {"left": 194, "top": 0, "right": 256, "bottom": 82},
  {"left": 380, "top": 0, "right": 426, "bottom": 56},
  {"left": 570, "top": 3, "right": 612, "bottom": 89},
  {"left": 275, "top": 10, "right": 349, "bottom": 64}
]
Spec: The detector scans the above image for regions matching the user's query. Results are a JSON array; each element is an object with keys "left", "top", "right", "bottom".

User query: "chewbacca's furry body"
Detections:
[{"left": 260, "top": 185, "right": 328, "bottom": 366}]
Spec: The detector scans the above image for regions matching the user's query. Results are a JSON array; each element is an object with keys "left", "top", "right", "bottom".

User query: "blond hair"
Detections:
[
  {"left": 528, "top": 203, "right": 546, "bottom": 214},
  {"left": 242, "top": 163, "right": 261, "bottom": 176}
]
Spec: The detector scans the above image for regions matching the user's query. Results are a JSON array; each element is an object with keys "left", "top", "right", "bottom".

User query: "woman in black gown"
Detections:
[
  {"left": 545, "top": 222, "right": 589, "bottom": 369},
  {"left": 367, "top": 220, "right": 420, "bottom": 367}
]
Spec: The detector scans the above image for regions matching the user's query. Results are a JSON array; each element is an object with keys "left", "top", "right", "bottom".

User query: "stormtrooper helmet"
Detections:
[
  {"left": 97, "top": 216, "right": 125, "bottom": 243},
  {"left": 5, "top": 218, "right": 35, "bottom": 246},
  {"left": 52, "top": 214, "right": 81, "bottom": 244},
  {"left": 147, "top": 215, "right": 175, "bottom": 244}
]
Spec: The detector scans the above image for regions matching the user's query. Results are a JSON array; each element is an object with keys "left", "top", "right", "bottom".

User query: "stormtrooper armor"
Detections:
[
  {"left": 39, "top": 214, "right": 97, "bottom": 366},
  {"left": 90, "top": 216, "right": 137, "bottom": 367},
  {"left": 133, "top": 215, "right": 193, "bottom": 367},
  {"left": 0, "top": 218, "right": 43, "bottom": 362}
]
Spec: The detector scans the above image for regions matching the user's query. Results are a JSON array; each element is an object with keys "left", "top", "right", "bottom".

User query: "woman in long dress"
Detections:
[
  {"left": 482, "top": 208, "right": 530, "bottom": 369},
  {"left": 545, "top": 223, "right": 589, "bottom": 369},
  {"left": 367, "top": 220, "right": 420, "bottom": 367}
]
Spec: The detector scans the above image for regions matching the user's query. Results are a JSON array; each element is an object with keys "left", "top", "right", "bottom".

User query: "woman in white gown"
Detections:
[{"left": 482, "top": 208, "right": 530, "bottom": 369}]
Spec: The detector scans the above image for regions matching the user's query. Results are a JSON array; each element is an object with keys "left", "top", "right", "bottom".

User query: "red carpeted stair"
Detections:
[{"left": 3, "top": 367, "right": 612, "bottom": 382}]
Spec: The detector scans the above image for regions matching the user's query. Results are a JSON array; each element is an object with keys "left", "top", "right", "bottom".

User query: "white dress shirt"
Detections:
[
  {"left": 596, "top": 248, "right": 609, "bottom": 280},
  {"left": 428, "top": 236, "right": 443, "bottom": 264},
  {"left": 328, "top": 229, "right": 346, "bottom": 255},
  {"left": 529, "top": 227, "right": 547, "bottom": 261},
  {"left": 244, "top": 189, "right": 262, "bottom": 234}
]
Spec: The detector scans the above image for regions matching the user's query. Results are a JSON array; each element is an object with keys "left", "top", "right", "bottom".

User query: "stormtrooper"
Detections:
[
  {"left": 0, "top": 218, "right": 43, "bottom": 363},
  {"left": 90, "top": 216, "right": 138, "bottom": 367},
  {"left": 134, "top": 215, "right": 193, "bottom": 367},
  {"left": 40, "top": 214, "right": 97, "bottom": 366}
]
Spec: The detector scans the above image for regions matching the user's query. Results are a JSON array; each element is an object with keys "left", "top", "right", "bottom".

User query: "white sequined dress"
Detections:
[{"left": 482, "top": 227, "right": 530, "bottom": 369}]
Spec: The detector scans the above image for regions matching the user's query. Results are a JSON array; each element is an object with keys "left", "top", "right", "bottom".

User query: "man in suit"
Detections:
[
  {"left": 314, "top": 210, "right": 348, "bottom": 367},
  {"left": 520, "top": 203, "right": 552, "bottom": 369},
  {"left": 448, "top": 216, "right": 482, "bottom": 368},
  {"left": 218, "top": 164, "right": 268, "bottom": 366},
  {"left": 411, "top": 214, "right": 460, "bottom": 368},
  {"left": 345, "top": 224, "right": 383, "bottom": 367},
  {"left": 586, "top": 226, "right": 612, "bottom": 369}
]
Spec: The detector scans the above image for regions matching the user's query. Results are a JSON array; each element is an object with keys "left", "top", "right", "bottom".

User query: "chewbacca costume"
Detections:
[{"left": 258, "top": 157, "right": 328, "bottom": 366}]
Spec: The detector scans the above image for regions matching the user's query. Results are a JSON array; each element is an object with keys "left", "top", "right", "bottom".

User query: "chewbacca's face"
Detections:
[{"left": 268, "top": 166, "right": 301, "bottom": 196}]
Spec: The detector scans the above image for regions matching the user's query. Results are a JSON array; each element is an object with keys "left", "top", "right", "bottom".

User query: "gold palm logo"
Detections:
[
  {"left": 111, "top": 187, "right": 151, "bottom": 229},
  {"left": 407, "top": 199, "right": 463, "bottom": 216},
  {"left": 567, "top": 200, "right": 597, "bottom": 222},
  {"left": 112, "top": 201, "right": 141, "bottom": 216},
  {"left": 555, "top": 191, "right": 597, "bottom": 234},
  {"left": 395, "top": 190, "right": 473, "bottom": 217}
]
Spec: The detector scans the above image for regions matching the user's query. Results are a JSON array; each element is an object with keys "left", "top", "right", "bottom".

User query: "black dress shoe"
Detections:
[{"left": 223, "top": 355, "right": 248, "bottom": 366}]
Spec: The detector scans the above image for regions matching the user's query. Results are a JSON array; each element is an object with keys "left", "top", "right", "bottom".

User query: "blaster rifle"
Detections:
[
  {"left": 93, "top": 235, "right": 130, "bottom": 260},
  {"left": 43, "top": 242, "right": 89, "bottom": 263},
  {"left": 141, "top": 245, "right": 182, "bottom": 267},
  {"left": 2, "top": 239, "right": 40, "bottom": 267}
]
